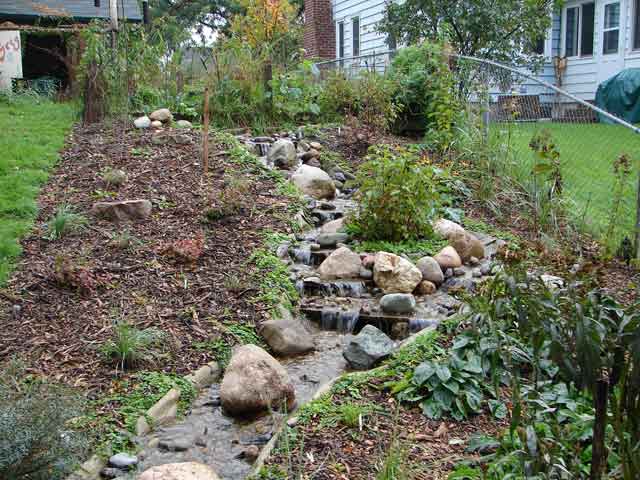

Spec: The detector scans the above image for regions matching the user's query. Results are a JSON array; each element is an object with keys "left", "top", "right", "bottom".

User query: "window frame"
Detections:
[
  {"left": 562, "top": 2, "right": 595, "bottom": 58},
  {"left": 602, "top": 1, "right": 621, "bottom": 55},
  {"left": 352, "top": 16, "right": 360, "bottom": 57},
  {"left": 634, "top": 0, "right": 640, "bottom": 50}
]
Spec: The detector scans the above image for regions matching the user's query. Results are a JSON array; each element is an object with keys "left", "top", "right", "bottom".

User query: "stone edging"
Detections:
[
  {"left": 69, "top": 361, "right": 221, "bottom": 480},
  {"left": 247, "top": 326, "right": 438, "bottom": 477}
]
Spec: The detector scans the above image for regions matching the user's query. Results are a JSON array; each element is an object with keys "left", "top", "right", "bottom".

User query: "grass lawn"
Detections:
[
  {"left": 492, "top": 121, "right": 640, "bottom": 247},
  {"left": 0, "top": 97, "right": 76, "bottom": 285}
]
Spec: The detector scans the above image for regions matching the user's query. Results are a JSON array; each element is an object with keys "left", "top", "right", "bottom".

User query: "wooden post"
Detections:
[
  {"left": 202, "top": 87, "right": 210, "bottom": 176},
  {"left": 635, "top": 168, "right": 640, "bottom": 259}
]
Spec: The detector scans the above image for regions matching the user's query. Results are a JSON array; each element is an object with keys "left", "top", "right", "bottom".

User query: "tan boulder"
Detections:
[
  {"left": 317, "top": 247, "right": 362, "bottom": 280},
  {"left": 373, "top": 252, "right": 422, "bottom": 294},
  {"left": 433, "top": 218, "right": 465, "bottom": 239},
  {"left": 91, "top": 199, "right": 152, "bottom": 221},
  {"left": 291, "top": 165, "right": 336, "bottom": 200},
  {"left": 319, "top": 217, "right": 345, "bottom": 234},
  {"left": 449, "top": 231, "right": 485, "bottom": 262},
  {"left": 416, "top": 280, "right": 437, "bottom": 295},
  {"left": 149, "top": 108, "right": 173, "bottom": 123},
  {"left": 434, "top": 246, "right": 462, "bottom": 269},
  {"left": 138, "top": 462, "right": 219, "bottom": 480}
]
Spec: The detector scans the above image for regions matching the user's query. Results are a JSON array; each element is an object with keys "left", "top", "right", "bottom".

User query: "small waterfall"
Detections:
[
  {"left": 317, "top": 281, "right": 366, "bottom": 298},
  {"left": 291, "top": 246, "right": 312, "bottom": 265},
  {"left": 295, "top": 280, "right": 305, "bottom": 296},
  {"left": 409, "top": 318, "right": 439, "bottom": 333},
  {"left": 256, "top": 143, "right": 271, "bottom": 156},
  {"left": 319, "top": 310, "right": 360, "bottom": 333}
]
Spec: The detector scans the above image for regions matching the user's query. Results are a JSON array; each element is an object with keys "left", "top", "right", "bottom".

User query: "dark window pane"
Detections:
[
  {"left": 604, "top": 29, "right": 619, "bottom": 54},
  {"left": 534, "top": 36, "right": 545, "bottom": 54},
  {"left": 605, "top": 2, "right": 620, "bottom": 28},
  {"left": 581, "top": 3, "right": 594, "bottom": 55},
  {"left": 565, "top": 7, "right": 579, "bottom": 56},
  {"left": 387, "top": 33, "right": 397, "bottom": 51},
  {"left": 352, "top": 17, "right": 360, "bottom": 57},
  {"left": 338, "top": 22, "right": 344, "bottom": 58}
]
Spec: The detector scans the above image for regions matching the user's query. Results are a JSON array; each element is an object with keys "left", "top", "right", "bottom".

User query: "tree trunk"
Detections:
[{"left": 590, "top": 379, "right": 609, "bottom": 480}]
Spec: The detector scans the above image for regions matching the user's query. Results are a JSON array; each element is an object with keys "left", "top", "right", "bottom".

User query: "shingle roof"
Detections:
[{"left": 0, "top": 0, "right": 142, "bottom": 21}]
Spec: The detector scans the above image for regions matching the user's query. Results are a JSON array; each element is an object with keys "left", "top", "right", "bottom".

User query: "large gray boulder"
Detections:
[
  {"left": 320, "top": 217, "right": 345, "bottom": 234},
  {"left": 268, "top": 139, "right": 297, "bottom": 169},
  {"left": 91, "top": 199, "right": 152, "bottom": 221},
  {"left": 261, "top": 310, "right": 314, "bottom": 356},
  {"left": 317, "top": 246, "right": 362, "bottom": 280},
  {"left": 416, "top": 256, "right": 444, "bottom": 285},
  {"left": 137, "top": 462, "right": 219, "bottom": 480},
  {"left": 380, "top": 293, "right": 416, "bottom": 314},
  {"left": 220, "top": 344, "right": 295, "bottom": 416},
  {"left": 343, "top": 325, "right": 395, "bottom": 370},
  {"left": 291, "top": 165, "right": 336, "bottom": 200},
  {"left": 373, "top": 252, "right": 422, "bottom": 294}
]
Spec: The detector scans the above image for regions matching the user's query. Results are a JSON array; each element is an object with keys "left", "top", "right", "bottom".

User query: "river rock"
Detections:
[
  {"left": 151, "top": 120, "right": 163, "bottom": 128},
  {"left": 319, "top": 217, "right": 345, "bottom": 234},
  {"left": 220, "top": 344, "right": 295, "bottom": 416},
  {"left": 317, "top": 247, "right": 361, "bottom": 280},
  {"left": 416, "top": 256, "right": 444, "bottom": 285},
  {"left": 108, "top": 453, "right": 138, "bottom": 469},
  {"left": 134, "top": 116, "right": 151, "bottom": 129},
  {"left": 149, "top": 108, "right": 173, "bottom": 123},
  {"left": 359, "top": 267, "right": 373, "bottom": 280},
  {"left": 449, "top": 231, "right": 485, "bottom": 262},
  {"left": 380, "top": 293, "right": 416, "bottom": 314},
  {"left": 261, "top": 313, "right": 314, "bottom": 356},
  {"left": 343, "top": 325, "right": 395, "bottom": 370},
  {"left": 416, "top": 280, "right": 437, "bottom": 295},
  {"left": 373, "top": 252, "right": 422, "bottom": 294},
  {"left": 176, "top": 120, "right": 193, "bottom": 129},
  {"left": 268, "top": 139, "right": 297, "bottom": 169},
  {"left": 91, "top": 199, "right": 152, "bottom": 221},
  {"left": 137, "top": 462, "right": 220, "bottom": 480},
  {"left": 291, "top": 165, "right": 336, "bottom": 200},
  {"left": 317, "top": 232, "right": 349, "bottom": 248},
  {"left": 434, "top": 246, "right": 462, "bottom": 269},
  {"left": 433, "top": 218, "right": 466, "bottom": 239},
  {"left": 309, "top": 141, "right": 323, "bottom": 150}
]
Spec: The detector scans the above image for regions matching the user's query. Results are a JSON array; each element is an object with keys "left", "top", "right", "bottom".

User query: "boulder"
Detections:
[
  {"left": 433, "top": 218, "right": 466, "bottom": 239},
  {"left": 220, "top": 344, "right": 295, "bottom": 416},
  {"left": 149, "top": 108, "right": 173, "bottom": 123},
  {"left": 380, "top": 293, "right": 416, "bottom": 314},
  {"left": 416, "top": 256, "right": 444, "bottom": 285},
  {"left": 416, "top": 280, "right": 437, "bottom": 295},
  {"left": 261, "top": 311, "right": 314, "bottom": 356},
  {"left": 291, "top": 165, "right": 336, "bottom": 200},
  {"left": 137, "top": 462, "right": 220, "bottom": 480},
  {"left": 343, "top": 325, "right": 395, "bottom": 370},
  {"left": 108, "top": 453, "right": 137, "bottom": 470},
  {"left": 317, "top": 247, "right": 362, "bottom": 280},
  {"left": 449, "top": 231, "right": 485, "bottom": 262},
  {"left": 134, "top": 116, "right": 151, "bottom": 129},
  {"left": 267, "top": 139, "right": 297, "bottom": 169},
  {"left": 176, "top": 120, "right": 193, "bottom": 129},
  {"left": 91, "top": 199, "right": 152, "bottom": 221},
  {"left": 319, "top": 217, "right": 345, "bottom": 234},
  {"left": 373, "top": 252, "right": 422, "bottom": 294},
  {"left": 309, "top": 141, "right": 323, "bottom": 150},
  {"left": 434, "top": 246, "right": 462, "bottom": 270},
  {"left": 151, "top": 120, "right": 163, "bottom": 128},
  {"left": 317, "top": 232, "right": 349, "bottom": 248}
]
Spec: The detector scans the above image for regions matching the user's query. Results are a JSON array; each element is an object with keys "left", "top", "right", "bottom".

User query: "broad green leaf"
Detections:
[
  {"left": 413, "top": 361, "right": 436, "bottom": 385},
  {"left": 434, "top": 387, "right": 454, "bottom": 408},
  {"left": 465, "top": 389, "right": 482, "bottom": 412},
  {"left": 421, "top": 399, "right": 444, "bottom": 419},
  {"left": 436, "top": 364, "right": 452, "bottom": 382},
  {"left": 443, "top": 380, "right": 460, "bottom": 394},
  {"left": 488, "top": 399, "right": 508, "bottom": 419}
]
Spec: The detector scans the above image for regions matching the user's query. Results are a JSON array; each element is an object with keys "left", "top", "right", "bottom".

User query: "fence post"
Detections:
[
  {"left": 635, "top": 168, "right": 640, "bottom": 259},
  {"left": 202, "top": 87, "right": 210, "bottom": 177}
]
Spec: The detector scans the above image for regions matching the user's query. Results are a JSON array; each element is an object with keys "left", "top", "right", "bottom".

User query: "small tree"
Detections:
[{"left": 379, "top": 0, "right": 559, "bottom": 65}]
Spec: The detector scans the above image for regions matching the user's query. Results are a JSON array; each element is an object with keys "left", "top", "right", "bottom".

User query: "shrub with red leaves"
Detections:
[{"left": 160, "top": 233, "right": 205, "bottom": 264}]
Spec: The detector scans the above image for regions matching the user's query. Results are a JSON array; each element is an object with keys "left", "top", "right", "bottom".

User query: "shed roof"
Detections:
[{"left": 0, "top": 0, "right": 142, "bottom": 22}]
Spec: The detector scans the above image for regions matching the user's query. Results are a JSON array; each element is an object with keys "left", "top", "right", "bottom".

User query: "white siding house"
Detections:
[{"left": 324, "top": 0, "right": 640, "bottom": 100}]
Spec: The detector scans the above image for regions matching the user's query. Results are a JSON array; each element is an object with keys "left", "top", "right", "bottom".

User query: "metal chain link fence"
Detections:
[{"left": 316, "top": 50, "right": 640, "bottom": 258}]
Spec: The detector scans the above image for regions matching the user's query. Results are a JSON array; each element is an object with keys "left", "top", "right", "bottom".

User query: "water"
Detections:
[
  {"left": 409, "top": 318, "right": 440, "bottom": 332},
  {"left": 291, "top": 246, "right": 312, "bottom": 265},
  {"left": 319, "top": 309, "right": 360, "bottom": 333},
  {"left": 302, "top": 280, "right": 366, "bottom": 298},
  {"left": 136, "top": 329, "right": 347, "bottom": 480}
]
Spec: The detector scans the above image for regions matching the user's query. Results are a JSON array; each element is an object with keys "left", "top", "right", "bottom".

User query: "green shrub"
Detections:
[
  {"left": 271, "top": 61, "right": 322, "bottom": 124},
  {"left": 388, "top": 43, "right": 458, "bottom": 151},
  {"left": 46, "top": 205, "right": 87, "bottom": 240},
  {"left": 0, "top": 360, "right": 88, "bottom": 480},
  {"left": 318, "top": 71, "right": 358, "bottom": 120},
  {"left": 355, "top": 72, "right": 399, "bottom": 131},
  {"left": 349, "top": 145, "right": 441, "bottom": 241}
]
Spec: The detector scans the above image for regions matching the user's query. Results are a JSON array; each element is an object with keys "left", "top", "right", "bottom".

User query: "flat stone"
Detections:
[
  {"left": 137, "top": 462, "right": 220, "bottom": 480},
  {"left": 343, "top": 325, "right": 395, "bottom": 370},
  {"left": 101, "top": 467, "right": 126, "bottom": 478},
  {"left": 453, "top": 267, "right": 466, "bottom": 277},
  {"left": 359, "top": 267, "right": 373, "bottom": 280},
  {"left": 319, "top": 217, "right": 345, "bottom": 234},
  {"left": 92, "top": 199, "right": 152, "bottom": 222},
  {"left": 108, "top": 453, "right": 138, "bottom": 469},
  {"left": 449, "top": 231, "right": 485, "bottom": 262},
  {"left": 317, "top": 232, "right": 349, "bottom": 248},
  {"left": 151, "top": 120, "right": 163, "bottom": 128},
  {"left": 380, "top": 293, "right": 416, "bottom": 314}
]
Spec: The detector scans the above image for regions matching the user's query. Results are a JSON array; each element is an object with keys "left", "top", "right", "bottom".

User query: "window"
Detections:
[
  {"left": 387, "top": 33, "right": 397, "bottom": 51},
  {"left": 338, "top": 21, "right": 344, "bottom": 59},
  {"left": 352, "top": 17, "right": 360, "bottom": 57},
  {"left": 634, "top": 0, "right": 640, "bottom": 49},
  {"left": 603, "top": 2, "right": 620, "bottom": 54},
  {"left": 564, "top": 2, "right": 594, "bottom": 57},
  {"left": 534, "top": 36, "right": 545, "bottom": 55}
]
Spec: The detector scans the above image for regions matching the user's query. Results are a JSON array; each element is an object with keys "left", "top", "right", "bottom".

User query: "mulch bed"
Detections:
[
  {"left": 0, "top": 123, "right": 293, "bottom": 394},
  {"left": 265, "top": 377, "right": 507, "bottom": 479}
]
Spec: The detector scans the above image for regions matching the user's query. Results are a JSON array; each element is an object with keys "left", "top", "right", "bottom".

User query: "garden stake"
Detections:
[{"left": 202, "top": 87, "right": 210, "bottom": 176}]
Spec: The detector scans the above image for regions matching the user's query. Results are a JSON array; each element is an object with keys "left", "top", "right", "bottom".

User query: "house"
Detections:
[
  {"left": 304, "top": 0, "right": 640, "bottom": 101},
  {"left": 0, "top": 0, "right": 142, "bottom": 93}
]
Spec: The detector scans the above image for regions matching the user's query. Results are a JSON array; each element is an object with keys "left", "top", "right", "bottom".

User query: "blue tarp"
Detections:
[{"left": 595, "top": 68, "right": 640, "bottom": 124}]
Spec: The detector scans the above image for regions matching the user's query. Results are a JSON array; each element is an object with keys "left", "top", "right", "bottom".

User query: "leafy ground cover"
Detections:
[
  {"left": 494, "top": 121, "right": 639, "bottom": 245},
  {"left": 0, "top": 97, "right": 76, "bottom": 284}
]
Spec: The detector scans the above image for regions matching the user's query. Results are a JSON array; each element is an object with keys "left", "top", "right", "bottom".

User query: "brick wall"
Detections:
[{"left": 304, "top": 0, "right": 335, "bottom": 59}]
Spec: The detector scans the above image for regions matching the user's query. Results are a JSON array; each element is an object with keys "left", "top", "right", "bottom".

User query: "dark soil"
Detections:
[
  {"left": 0, "top": 124, "right": 293, "bottom": 394},
  {"left": 265, "top": 377, "right": 507, "bottom": 479}
]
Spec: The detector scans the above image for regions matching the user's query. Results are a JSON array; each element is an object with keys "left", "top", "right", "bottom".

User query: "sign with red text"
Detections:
[{"left": 0, "top": 31, "right": 22, "bottom": 91}]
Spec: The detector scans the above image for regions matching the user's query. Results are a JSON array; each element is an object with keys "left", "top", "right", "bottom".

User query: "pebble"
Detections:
[
  {"left": 109, "top": 453, "right": 138, "bottom": 469},
  {"left": 453, "top": 267, "right": 466, "bottom": 277},
  {"left": 469, "top": 256, "right": 480, "bottom": 266},
  {"left": 444, "top": 268, "right": 454, "bottom": 278},
  {"left": 472, "top": 268, "right": 482, "bottom": 278},
  {"left": 244, "top": 445, "right": 260, "bottom": 462},
  {"left": 100, "top": 467, "right": 126, "bottom": 478}
]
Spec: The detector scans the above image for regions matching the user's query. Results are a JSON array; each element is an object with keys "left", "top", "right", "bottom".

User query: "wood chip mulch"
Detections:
[{"left": 0, "top": 123, "right": 294, "bottom": 395}]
